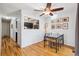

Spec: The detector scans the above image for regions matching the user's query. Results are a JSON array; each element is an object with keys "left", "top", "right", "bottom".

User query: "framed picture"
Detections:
[
  {"left": 62, "top": 23, "right": 68, "bottom": 29},
  {"left": 51, "top": 20, "right": 54, "bottom": 23},
  {"left": 62, "top": 17, "right": 69, "bottom": 22},
  {"left": 45, "top": 23, "right": 48, "bottom": 28},
  {"left": 36, "top": 20, "right": 39, "bottom": 24},
  {"left": 34, "top": 25, "right": 39, "bottom": 29},
  {"left": 51, "top": 19, "right": 57, "bottom": 23},
  {"left": 57, "top": 19, "right": 60, "bottom": 22},
  {"left": 56, "top": 24, "right": 62, "bottom": 29},
  {"left": 24, "top": 16, "right": 39, "bottom": 29},
  {"left": 34, "top": 20, "right": 39, "bottom": 29},
  {"left": 56, "top": 18, "right": 63, "bottom": 22},
  {"left": 51, "top": 24, "right": 55, "bottom": 29}
]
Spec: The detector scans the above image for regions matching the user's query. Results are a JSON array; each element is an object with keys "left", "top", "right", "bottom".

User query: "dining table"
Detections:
[{"left": 44, "top": 33, "right": 64, "bottom": 53}]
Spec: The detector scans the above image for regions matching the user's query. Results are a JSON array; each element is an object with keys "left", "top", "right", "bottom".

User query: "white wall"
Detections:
[
  {"left": 7, "top": 9, "right": 45, "bottom": 48},
  {"left": 10, "top": 18, "right": 16, "bottom": 41},
  {"left": 7, "top": 10, "right": 22, "bottom": 46},
  {"left": 21, "top": 10, "right": 45, "bottom": 47},
  {"left": 46, "top": 4, "right": 77, "bottom": 47},
  {"left": 20, "top": 3, "right": 77, "bottom": 47}
]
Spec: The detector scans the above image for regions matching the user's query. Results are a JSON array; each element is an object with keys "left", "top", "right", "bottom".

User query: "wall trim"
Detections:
[{"left": 64, "top": 44, "right": 75, "bottom": 49}]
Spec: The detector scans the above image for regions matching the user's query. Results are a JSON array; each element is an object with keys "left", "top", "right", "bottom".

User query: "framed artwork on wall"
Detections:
[
  {"left": 56, "top": 19, "right": 61, "bottom": 22},
  {"left": 57, "top": 19, "right": 60, "bottom": 22},
  {"left": 51, "top": 17, "right": 69, "bottom": 30},
  {"left": 34, "top": 25, "right": 39, "bottom": 29},
  {"left": 33, "top": 20, "right": 39, "bottom": 29},
  {"left": 51, "top": 24, "right": 55, "bottom": 29},
  {"left": 51, "top": 20, "right": 54, "bottom": 23},
  {"left": 24, "top": 16, "right": 39, "bottom": 29},
  {"left": 56, "top": 24, "right": 62, "bottom": 29},
  {"left": 62, "top": 23, "right": 68, "bottom": 29},
  {"left": 62, "top": 17, "right": 69, "bottom": 22},
  {"left": 44, "top": 23, "right": 48, "bottom": 28}
]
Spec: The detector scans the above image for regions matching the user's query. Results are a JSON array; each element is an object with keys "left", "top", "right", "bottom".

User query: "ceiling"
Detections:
[{"left": 0, "top": 3, "right": 77, "bottom": 16}]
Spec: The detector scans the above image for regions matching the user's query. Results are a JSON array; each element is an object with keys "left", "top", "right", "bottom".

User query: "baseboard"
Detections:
[
  {"left": 22, "top": 40, "right": 43, "bottom": 48},
  {"left": 64, "top": 44, "right": 75, "bottom": 49}
]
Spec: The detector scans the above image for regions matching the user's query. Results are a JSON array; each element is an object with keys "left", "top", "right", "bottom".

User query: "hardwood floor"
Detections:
[{"left": 1, "top": 37, "right": 74, "bottom": 56}]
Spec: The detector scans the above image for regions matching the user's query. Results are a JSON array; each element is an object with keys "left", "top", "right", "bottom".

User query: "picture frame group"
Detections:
[{"left": 51, "top": 17, "right": 69, "bottom": 30}]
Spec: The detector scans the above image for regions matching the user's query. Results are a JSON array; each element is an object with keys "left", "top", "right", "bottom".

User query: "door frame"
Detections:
[{"left": 0, "top": 16, "right": 2, "bottom": 55}]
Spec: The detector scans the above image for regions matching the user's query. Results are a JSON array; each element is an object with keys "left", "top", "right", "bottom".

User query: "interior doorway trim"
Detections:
[{"left": 1, "top": 18, "right": 11, "bottom": 38}]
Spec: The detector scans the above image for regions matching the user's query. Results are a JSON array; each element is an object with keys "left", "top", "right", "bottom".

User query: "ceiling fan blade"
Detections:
[
  {"left": 46, "top": 3, "right": 52, "bottom": 8},
  {"left": 34, "top": 9, "right": 43, "bottom": 11},
  {"left": 51, "top": 7, "right": 64, "bottom": 12},
  {"left": 40, "top": 13, "right": 45, "bottom": 16},
  {"left": 49, "top": 13, "right": 53, "bottom": 16}
]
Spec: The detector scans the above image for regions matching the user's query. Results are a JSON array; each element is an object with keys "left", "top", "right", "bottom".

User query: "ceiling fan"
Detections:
[{"left": 34, "top": 3, "right": 64, "bottom": 16}]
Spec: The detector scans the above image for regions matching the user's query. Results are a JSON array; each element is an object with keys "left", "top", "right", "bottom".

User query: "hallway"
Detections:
[{"left": 1, "top": 37, "right": 74, "bottom": 56}]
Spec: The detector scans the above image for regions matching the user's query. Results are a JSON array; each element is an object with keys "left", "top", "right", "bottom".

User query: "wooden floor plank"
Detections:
[{"left": 1, "top": 37, "right": 74, "bottom": 56}]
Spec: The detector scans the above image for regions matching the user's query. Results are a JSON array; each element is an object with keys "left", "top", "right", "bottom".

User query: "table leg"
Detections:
[
  {"left": 62, "top": 35, "right": 64, "bottom": 45},
  {"left": 56, "top": 39, "right": 57, "bottom": 53},
  {"left": 62, "top": 39, "right": 64, "bottom": 45},
  {"left": 59, "top": 40, "right": 61, "bottom": 48},
  {"left": 57, "top": 40, "right": 60, "bottom": 51},
  {"left": 44, "top": 39, "right": 46, "bottom": 47}
]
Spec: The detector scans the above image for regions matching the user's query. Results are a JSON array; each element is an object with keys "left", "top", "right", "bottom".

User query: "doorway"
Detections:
[{"left": 2, "top": 18, "right": 11, "bottom": 38}]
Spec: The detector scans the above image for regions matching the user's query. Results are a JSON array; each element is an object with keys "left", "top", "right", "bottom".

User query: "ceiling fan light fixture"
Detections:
[
  {"left": 45, "top": 12, "right": 50, "bottom": 15},
  {"left": 35, "top": 3, "right": 64, "bottom": 16},
  {"left": 43, "top": 11, "right": 51, "bottom": 15}
]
